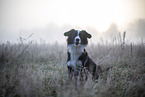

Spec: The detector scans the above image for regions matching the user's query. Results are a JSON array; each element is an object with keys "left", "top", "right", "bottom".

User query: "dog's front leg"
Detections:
[
  {"left": 67, "top": 61, "right": 78, "bottom": 79},
  {"left": 67, "top": 66, "right": 73, "bottom": 80},
  {"left": 76, "top": 60, "right": 82, "bottom": 68}
]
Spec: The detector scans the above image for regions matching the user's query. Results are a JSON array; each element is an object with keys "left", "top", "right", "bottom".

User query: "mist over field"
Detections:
[
  {"left": 0, "top": 19, "right": 145, "bottom": 44},
  {"left": 0, "top": 0, "right": 145, "bottom": 97}
]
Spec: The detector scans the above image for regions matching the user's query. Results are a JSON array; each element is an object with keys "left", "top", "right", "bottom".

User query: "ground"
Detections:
[{"left": 0, "top": 41, "right": 145, "bottom": 97}]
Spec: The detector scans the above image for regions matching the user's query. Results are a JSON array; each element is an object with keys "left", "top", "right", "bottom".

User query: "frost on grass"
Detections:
[{"left": 0, "top": 41, "right": 145, "bottom": 97}]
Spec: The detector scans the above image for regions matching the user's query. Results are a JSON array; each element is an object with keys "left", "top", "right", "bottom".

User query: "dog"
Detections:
[{"left": 64, "top": 29, "right": 102, "bottom": 80}]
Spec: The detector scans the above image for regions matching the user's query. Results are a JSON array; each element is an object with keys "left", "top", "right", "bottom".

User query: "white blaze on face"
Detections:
[{"left": 74, "top": 30, "right": 81, "bottom": 45}]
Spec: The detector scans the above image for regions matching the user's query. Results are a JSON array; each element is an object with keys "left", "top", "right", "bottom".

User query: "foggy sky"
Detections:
[{"left": 0, "top": 0, "right": 145, "bottom": 44}]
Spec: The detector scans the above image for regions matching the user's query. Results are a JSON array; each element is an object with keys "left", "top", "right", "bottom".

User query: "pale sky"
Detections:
[{"left": 0, "top": 0, "right": 145, "bottom": 44}]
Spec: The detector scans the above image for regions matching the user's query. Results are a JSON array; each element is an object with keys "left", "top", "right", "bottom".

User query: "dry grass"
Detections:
[{"left": 0, "top": 41, "right": 145, "bottom": 97}]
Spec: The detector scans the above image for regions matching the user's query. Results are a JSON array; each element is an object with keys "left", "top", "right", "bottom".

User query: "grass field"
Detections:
[{"left": 0, "top": 40, "right": 145, "bottom": 97}]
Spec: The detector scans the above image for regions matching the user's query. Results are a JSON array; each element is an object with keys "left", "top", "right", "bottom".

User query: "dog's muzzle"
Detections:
[{"left": 74, "top": 37, "right": 81, "bottom": 45}]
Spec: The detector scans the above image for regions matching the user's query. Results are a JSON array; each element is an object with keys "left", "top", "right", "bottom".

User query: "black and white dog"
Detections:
[{"left": 64, "top": 29, "right": 102, "bottom": 80}]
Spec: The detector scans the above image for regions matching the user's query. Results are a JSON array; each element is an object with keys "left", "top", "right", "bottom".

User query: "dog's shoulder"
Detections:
[
  {"left": 78, "top": 49, "right": 92, "bottom": 67},
  {"left": 78, "top": 49, "right": 88, "bottom": 61}
]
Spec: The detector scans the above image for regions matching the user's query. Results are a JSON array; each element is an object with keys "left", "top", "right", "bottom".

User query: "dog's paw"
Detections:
[{"left": 76, "top": 60, "right": 82, "bottom": 67}]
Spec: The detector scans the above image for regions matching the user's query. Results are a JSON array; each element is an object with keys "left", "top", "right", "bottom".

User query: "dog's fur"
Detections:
[
  {"left": 64, "top": 29, "right": 102, "bottom": 80},
  {"left": 78, "top": 49, "right": 102, "bottom": 79}
]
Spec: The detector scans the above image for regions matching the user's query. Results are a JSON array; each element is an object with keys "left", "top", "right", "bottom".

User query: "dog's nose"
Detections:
[
  {"left": 75, "top": 38, "right": 80, "bottom": 45},
  {"left": 75, "top": 38, "right": 80, "bottom": 42}
]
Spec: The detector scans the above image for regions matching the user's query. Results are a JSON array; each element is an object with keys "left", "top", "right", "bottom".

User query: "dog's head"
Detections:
[{"left": 64, "top": 29, "right": 92, "bottom": 46}]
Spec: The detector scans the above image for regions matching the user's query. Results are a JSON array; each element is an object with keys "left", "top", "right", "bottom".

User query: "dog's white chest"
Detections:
[{"left": 67, "top": 45, "right": 85, "bottom": 69}]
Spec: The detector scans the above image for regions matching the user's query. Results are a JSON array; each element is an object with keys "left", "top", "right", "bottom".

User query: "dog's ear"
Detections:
[
  {"left": 82, "top": 30, "right": 92, "bottom": 39},
  {"left": 64, "top": 29, "right": 75, "bottom": 36}
]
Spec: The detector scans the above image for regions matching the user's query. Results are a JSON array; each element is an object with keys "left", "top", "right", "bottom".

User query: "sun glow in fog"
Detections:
[
  {"left": 47, "top": 0, "right": 127, "bottom": 32},
  {"left": 0, "top": 0, "right": 136, "bottom": 32}
]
